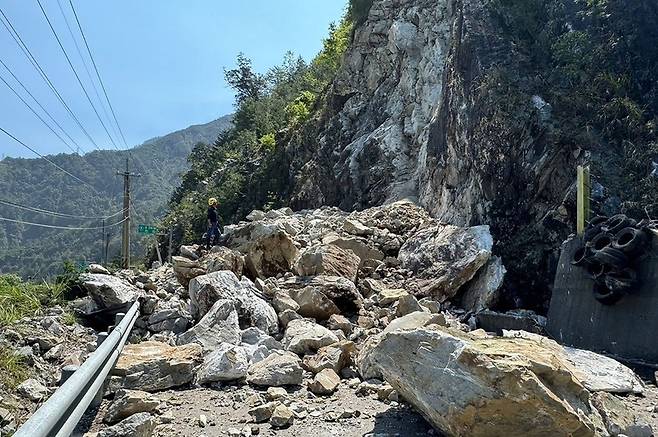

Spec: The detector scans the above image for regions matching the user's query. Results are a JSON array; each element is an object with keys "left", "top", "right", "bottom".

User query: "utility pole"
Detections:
[
  {"left": 101, "top": 219, "right": 105, "bottom": 265},
  {"left": 104, "top": 232, "right": 110, "bottom": 266},
  {"left": 168, "top": 228, "right": 173, "bottom": 264},
  {"left": 117, "top": 158, "right": 141, "bottom": 269}
]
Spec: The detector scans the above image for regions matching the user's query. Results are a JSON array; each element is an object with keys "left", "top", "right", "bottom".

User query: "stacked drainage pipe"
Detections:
[{"left": 572, "top": 214, "right": 654, "bottom": 305}]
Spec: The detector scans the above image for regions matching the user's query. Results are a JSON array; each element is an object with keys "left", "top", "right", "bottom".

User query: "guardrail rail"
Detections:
[{"left": 14, "top": 300, "right": 140, "bottom": 437}]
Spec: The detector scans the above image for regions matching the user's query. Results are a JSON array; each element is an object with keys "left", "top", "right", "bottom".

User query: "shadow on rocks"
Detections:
[{"left": 370, "top": 405, "right": 437, "bottom": 436}]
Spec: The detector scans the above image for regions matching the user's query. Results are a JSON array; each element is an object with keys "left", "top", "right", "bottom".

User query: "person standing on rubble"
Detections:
[{"left": 206, "top": 198, "right": 222, "bottom": 249}]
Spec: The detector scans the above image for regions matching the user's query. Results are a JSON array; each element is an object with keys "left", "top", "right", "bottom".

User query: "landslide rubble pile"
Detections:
[{"left": 1, "top": 201, "right": 653, "bottom": 437}]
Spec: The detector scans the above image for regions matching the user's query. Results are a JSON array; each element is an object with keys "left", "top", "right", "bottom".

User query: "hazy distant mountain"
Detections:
[{"left": 0, "top": 115, "right": 232, "bottom": 278}]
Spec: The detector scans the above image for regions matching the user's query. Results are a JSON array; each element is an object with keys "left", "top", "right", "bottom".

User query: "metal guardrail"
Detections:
[{"left": 14, "top": 300, "right": 140, "bottom": 437}]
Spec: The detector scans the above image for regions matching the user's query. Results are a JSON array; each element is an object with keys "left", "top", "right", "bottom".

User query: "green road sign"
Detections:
[{"left": 138, "top": 224, "right": 159, "bottom": 235}]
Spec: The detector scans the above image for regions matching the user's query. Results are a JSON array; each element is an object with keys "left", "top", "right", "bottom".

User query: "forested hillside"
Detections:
[{"left": 0, "top": 115, "right": 231, "bottom": 278}]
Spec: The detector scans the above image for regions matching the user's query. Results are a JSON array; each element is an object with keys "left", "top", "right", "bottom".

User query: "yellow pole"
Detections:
[{"left": 576, "top": 166, "right": 591, "bottom": 236}]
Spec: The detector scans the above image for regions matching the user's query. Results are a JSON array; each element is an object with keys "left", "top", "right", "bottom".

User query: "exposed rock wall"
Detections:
[{"left": 287, "top": 0, "right": 578, "bottom": 310}]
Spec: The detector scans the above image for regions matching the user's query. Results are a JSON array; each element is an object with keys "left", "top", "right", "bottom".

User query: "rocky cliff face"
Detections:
[{"left": 287, "top": 0, "right": 580, "bottom": 310}]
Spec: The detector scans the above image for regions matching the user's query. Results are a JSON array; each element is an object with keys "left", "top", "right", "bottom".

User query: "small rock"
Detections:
[
  {"left": 378, "top": 289, "right": 408, "bottom": 306},
  {"left": 270, "top": 404, "right": 293, "bottom": 428},
  {"left": 248, "top": 402, "right": 278, "bottom": 423},
  {"left": 247, "top": 351, "right": 303, "bottom": 386},
  {"left": 282, "top": 319, "right": 339, "bottom": 355},
  {"left": 327, "top": 314, "right": 353, "bottom": 335},
  {"left": 272, "top": 291, "right": 300, "bottom": 314},
  {"left": 88, "top": 263, "right": 111, "bottom": 275},
  {"left": 17, "top": 378, "right": 48, "bottom": 402},
  {"left": 357, "top": 316, "right": 375, "bottom": 329},
  {"left": 278, "top": 309, "right": 302, "bottom": 328},
  {"left": 308, "top": 369, "right": 340, "bottom": 395},
  {"left": 340, "top": 409, "right": 360, "bottom": 419},
  {"left": 104, "top": 389, "right": 160, "bottom": 424},
  {"left": 265, "top": 387, "right": 287, "bottom": 401},
  {"left": 198, "top": 414, "right": 208, "bottom": 427},
  {"left": 343, "top": 219, "right": 373, "bottom": 236},
  {"left": 396, "top": 294, "right": 424, "bottom": 317},
  {"left": 377, "top": 384, "right": 395, "bottom": 401},
  {"left": 98, "top": 412, "right": 155, "bottom": 437}
]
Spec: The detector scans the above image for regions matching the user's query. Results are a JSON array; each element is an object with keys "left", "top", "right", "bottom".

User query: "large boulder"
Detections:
[
  {"left": 176, "top": 299, "right": 241, "bottom": 352},
  {"left": 398, "top": 224, "right": 493, "bottom": 299},
  {"left": 293, "top": 245, "right": 361, "bottom": 282},
  {"left": 591, "top": 392, "right": 653, "bottom": 437},
  {"left": 282, "top": 319, "right": 339, "bottom": 355},
  {"left": 246, "top": 350, "right": 303, "bottom": 386},
  {"left": 359, "top": 326, "right": 611, "bottom": 437},
  {"left": 383, "top": 311, "right": 446, "bottom": 334},
  {"left": 172, "top": 256, "right": 206, "bottom": 287},
  {"left": 226, "top": 222, "right": 298, "bottom": 278},
  {"left": 195, "top": 343, "right": 250, "bottom": 384},
  {"left": 240, "top": 327, "right": 283, "bottom": 364},
  {"left": 279, "top": 275, "right": 363, "bottom": 320},
  {"left": 80, "top": 273, "right": 138, "bottom": 308},
  {"left": 206, "top": 246, "right": 245, "bottom": 277},
  {"left": 189, "top": 271, "right": 278, "bottom": 334},
  {"left": 459, "top": 256, "right": 506, "bottom": 312},
  {"left": 147, "top": 298, "right": 192, "bottom": 334},
  {"left": 323, "top": 233, "right": 385, "bottom": 263},
  {"left": 114, "top": 341, "right": 202, "bottom": 392},
  {"left": 564, "top": 347, "right": 644, "bottom": 395}
]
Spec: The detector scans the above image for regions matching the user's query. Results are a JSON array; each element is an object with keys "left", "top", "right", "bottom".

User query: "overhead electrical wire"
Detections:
[
  {"left": 0, "top": 58, "right": 83, "bottom": 153},
  {"left": 0, "top": 198, "right": 124, "bottom": 220},
  {"left": 35, "top": 0, "right": 120, "bottom": 151},
  {"left": 0, "top": 72, "right": 79, "bottom": 154},
  {"left": 0, "top": 7, "right": 98, "bottom": 151},
  {"left": 66, "top": 0, "right": 177, "bottom": 199},
  {"left": 0, "top": 126, "right": 99, "bottom": 193},
  {"left": 55, "top": 0, "right": 120, "bottom": 144},
  {"left": 0, "top": 215, "right": 128, "bottom": 230},
  {"left": 68, "top": 0, "right": 127, "bottom": 149}
]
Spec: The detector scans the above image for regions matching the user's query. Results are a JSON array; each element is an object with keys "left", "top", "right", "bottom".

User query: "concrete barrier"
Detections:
[{"left": 547, "top": 231, "right": 658, "bottom": 364}]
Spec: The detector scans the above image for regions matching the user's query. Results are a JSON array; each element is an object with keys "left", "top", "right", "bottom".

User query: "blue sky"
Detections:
[{"left": 0, "top": 1, "right": 346, "bottom": 159}]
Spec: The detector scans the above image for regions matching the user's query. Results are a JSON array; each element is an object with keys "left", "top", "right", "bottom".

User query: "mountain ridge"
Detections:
[{"left": 0, "top": 114, "right": 232, "bottom": 278}]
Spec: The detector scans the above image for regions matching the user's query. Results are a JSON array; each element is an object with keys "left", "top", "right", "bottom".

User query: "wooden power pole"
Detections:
[{"left": 117, "top": 158, "right": 141, "bottom": 269}]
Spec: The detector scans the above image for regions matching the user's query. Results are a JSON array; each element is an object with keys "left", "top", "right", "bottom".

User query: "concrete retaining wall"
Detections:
[{"left": 547, "top": 232, "right": 658, "bottom": 364}]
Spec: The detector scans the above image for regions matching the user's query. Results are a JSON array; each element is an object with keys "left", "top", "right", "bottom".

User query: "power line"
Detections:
[
  {"left": 0, "top": 58, "right": 83, "bottom": 153},
  {"left": 55, "top": 0, "right": 120, "bottom": 144},
  {"left": 36, "top": 0, "right": 120, "bottom": 150},
  {"left": 66, "top": 0, "right": 176, "bottom": 195},
  {"left": 0, "top": 7, "right": 98, "bottom": 151},
  {"left": 49, "top": 1, "right": 178, "bottom": 197},
  {"left": 0, "top": 215, "right": 127, "bottom": 230},
  {"left": 0, "top": 126, "right": 98, "bottom": 192},
  {"left": 0, "top": 71, "right": 78, "bottom": 154},
  {"left": 0, "top": 198, "right": 123, "bottom": 220},
  {"left": 68, "top": 0, "right": 128, "bottom": 149}
]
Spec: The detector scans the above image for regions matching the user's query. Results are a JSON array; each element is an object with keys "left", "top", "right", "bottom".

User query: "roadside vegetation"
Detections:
[
  {"left": 0, "top": 262, "right": 83, "bottom": 326},
  {"left": 0, "top": 346, "right": 28, "bottom": 389}
]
